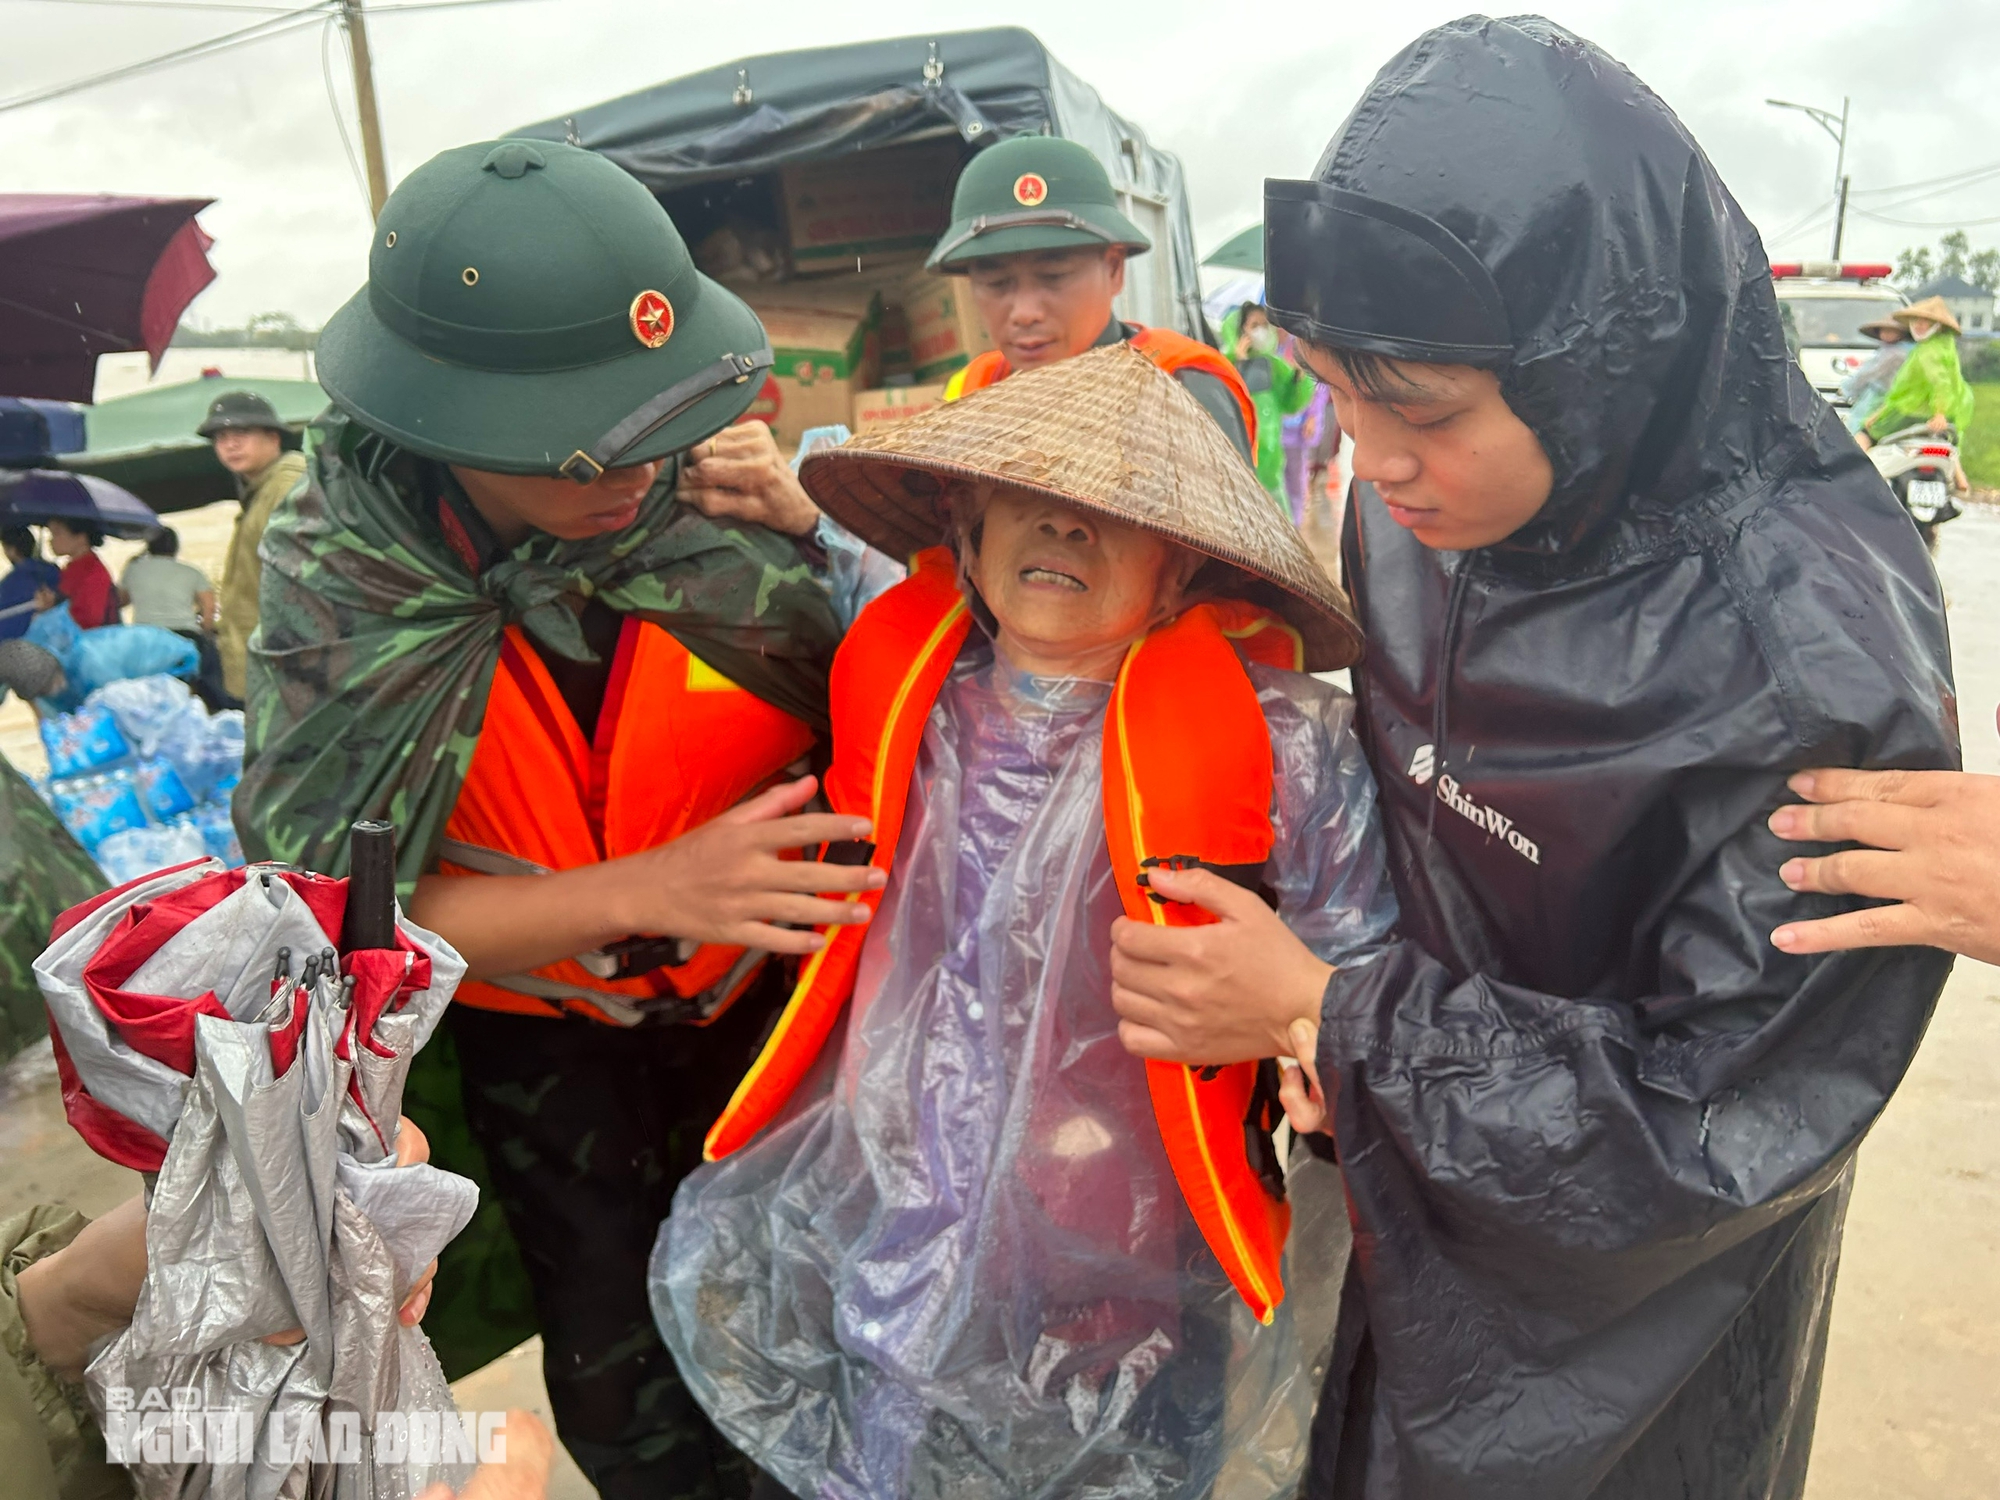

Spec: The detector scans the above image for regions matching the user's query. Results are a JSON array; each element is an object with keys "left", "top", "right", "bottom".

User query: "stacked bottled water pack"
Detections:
[{"left": 34, "top": 675, "right": 246, "bottom": 885}]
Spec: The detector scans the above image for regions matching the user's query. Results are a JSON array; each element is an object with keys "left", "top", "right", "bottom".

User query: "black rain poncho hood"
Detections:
[{"left": 1266, "top": 16, "right": 1959, "bottom": 1499}]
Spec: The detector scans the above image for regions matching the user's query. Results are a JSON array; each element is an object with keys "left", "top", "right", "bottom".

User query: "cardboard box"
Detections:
[
  {"left": 851, "top": 382, "right": 948, "bottom": 437},
  {"left": 781, "top": 141, "right": 958, "bottom": 271},
  {"left": 740, "top": 300, "right": 881, "bottom": 451},
  {"left": 898, "top": 264, "right": 993, "bottom": 382}
]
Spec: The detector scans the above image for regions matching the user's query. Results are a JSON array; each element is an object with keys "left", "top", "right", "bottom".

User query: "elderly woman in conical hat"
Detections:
[{"left": 650, "top": 343, "right": 1397, "bottom": 1500}]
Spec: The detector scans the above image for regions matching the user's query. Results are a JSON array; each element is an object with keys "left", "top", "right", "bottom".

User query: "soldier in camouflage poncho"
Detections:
[
  {"left": 0, "top": 759, "right": 102, "bottom": 1065},
  {"left": 234, "top": 140, "right": 876, "bottom": 1500}
]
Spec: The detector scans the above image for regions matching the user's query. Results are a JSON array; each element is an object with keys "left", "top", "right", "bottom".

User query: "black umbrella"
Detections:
[{"left": 0, "top": 467, "right": 159, "bottom": 539}]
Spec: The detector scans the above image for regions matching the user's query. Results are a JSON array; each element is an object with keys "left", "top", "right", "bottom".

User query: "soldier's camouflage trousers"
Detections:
[{"left": 449, "top": 979, "right": 784, "bottom": 1500}]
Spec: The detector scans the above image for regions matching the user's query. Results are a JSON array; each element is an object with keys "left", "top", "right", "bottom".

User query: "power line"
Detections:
[
  {"left": 1850, "top": 159, "right": 2000, "bottom": 198},
  {"left": 12, "top": 1, "right": 305, "bottom": 12},
  {"left": 0, "top": 2, "right": 333, "bottom": 114},
  {"left": 0, "top": 0, "right": 543, "bottom": 116},
  {"left": 1850, "top": 206, "right": 2000, "bottom": 231},
  {"left": 320, "top": 12, "right": 370, "bottom": 213}
]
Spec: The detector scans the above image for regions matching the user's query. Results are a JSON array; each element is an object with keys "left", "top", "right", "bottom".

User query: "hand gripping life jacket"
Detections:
[
  {"left": 942, "top": 327, "right": 1259, "bottom": 453},
  {"left": 440, "top": 617, "right": 816, "bottom": 1027},
  {"left": 704, "top": 547, "right": 1306, "bottom": 1321}
]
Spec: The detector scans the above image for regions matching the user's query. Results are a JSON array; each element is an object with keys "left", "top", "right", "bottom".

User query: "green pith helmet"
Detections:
[
  {"left": 927, "top": 135, "right": 1152, "bottom": 273},
  {"left": 195, "top": 390, "right": 289, "bottom": 438},
  {"left": 317, "top": 140, "right": 772, "bottom": 479}
]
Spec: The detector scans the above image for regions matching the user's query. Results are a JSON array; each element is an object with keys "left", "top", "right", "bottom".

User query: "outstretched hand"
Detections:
[
  {"left": 613, "top": 775, "right": 885, "bottom": 956},
  {"left": 1769, "top": 757, "right": 2000, "bottom": 964},
  {"left": 1108, "top": 865, "right": 1332, "bottom": 1067}
]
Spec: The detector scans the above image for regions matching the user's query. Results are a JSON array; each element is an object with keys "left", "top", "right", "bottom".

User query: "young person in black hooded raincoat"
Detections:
[{"left": 1106, "top": 16, "right": 1959, "bottom": 1499}]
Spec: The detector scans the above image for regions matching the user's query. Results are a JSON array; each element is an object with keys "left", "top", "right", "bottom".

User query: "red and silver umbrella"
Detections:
[{"left": 35, "top": 824, "right": 479, "bottom": 1498}]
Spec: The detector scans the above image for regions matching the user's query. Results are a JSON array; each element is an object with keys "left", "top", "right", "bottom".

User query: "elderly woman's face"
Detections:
[{"left": 963, "top": 488, "right": 1196, "bottom": 679}]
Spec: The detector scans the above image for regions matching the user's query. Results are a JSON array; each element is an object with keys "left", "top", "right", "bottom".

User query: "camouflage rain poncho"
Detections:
[
  {"left": 233, "top": 410, "right": 843, "bottom": 1375},
  {"left": 1, "top": 757, "right": 103, "bottom": 1065},
  {"left": 234, "top": 409, "right": 841, "bottom": 888}
]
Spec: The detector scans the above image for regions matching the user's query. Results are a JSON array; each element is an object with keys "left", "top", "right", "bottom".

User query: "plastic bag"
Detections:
[
  {"left": 40, "top": 704, "right": 131, "bottom": 779},
  {"left": 188, "top": 801, "right": 245, "bottom": 868},
  {"left": 94, "top": 822, "right": 208, "bottom": 885},
  {"left": 160, "top": 707, "right": 245, "bottom": 803},
  {"left": 133, "top": 757, "right": 196, "bottom": 822},
  {"left": 49, "top": 770, "right": 149, "bottom": 851},
  {"left": 90, "top": 675, "right": 197, "bottom": 759}
]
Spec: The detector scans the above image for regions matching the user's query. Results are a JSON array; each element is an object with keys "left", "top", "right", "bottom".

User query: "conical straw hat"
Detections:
[
  {"left": 799, "top": 342, "right": 1363, "bottom": 670},
  {"left": 1893, "top": 295, "right": 1961, "bottom": 335}
]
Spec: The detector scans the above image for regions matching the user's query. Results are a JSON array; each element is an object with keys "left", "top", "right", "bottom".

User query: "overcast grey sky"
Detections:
[{"left": 5, "top": 0, "right": 1996, "bottom": 328}]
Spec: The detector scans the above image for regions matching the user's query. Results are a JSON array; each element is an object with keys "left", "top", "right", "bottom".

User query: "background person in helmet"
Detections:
[
  {"left": 1102, "top": 17, "right": 1956, "bottom": 1499},
  {"left": 198, "top": 389, "right": 305, "bottom": 706},
  {"left": 680, "top": 136, "right": 1261, "bottom": 543},
  {"left": 234, "top": 139, "right": 877, "bottom": 1500},
  {"left": 937, "top": 137, "right": 1255, "bottom": 458}
]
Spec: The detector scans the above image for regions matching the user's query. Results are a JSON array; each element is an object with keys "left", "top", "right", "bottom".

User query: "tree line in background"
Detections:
[
  {"left": 1895, "top": 230, "right": 2000, "bottom": 296},
  {"left": 171, "top": 311, "right": 318, "bottom": 351}
]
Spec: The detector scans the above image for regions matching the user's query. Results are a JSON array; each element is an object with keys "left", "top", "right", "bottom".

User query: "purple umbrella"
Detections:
[
  {"left": 0, "top": 195, "right": 216, "bottom": 402},
  {"left": 0, "top": 467, "right": 160, "bottom": 539}
]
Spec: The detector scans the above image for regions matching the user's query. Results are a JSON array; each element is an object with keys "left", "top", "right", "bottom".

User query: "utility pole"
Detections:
[
  {"left": 340, "top": 0, "right": 390, "bottom": 220},
  {"left": 1766, "top": 95, "right": 1850, "bottom": 260}
]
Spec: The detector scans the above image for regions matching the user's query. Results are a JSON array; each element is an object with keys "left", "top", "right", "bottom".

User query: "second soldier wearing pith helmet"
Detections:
[
  {"left": 930, "top": 134, "right": 1257, "bottom": 463},
  {"left": 234, "top": 138, "right": 881, "bottom": 1499}
]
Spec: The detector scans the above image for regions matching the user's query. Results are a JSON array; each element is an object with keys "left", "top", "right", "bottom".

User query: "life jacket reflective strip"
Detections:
[
  {"left": 442, "top": 617, "right": 816, "bottom": 1026},
  {"left": 704, "top": 547, "right": 1301, "bottom": 1320},
  {"left": 941, "top": 327, "right": 1259, "bottom": 453}
]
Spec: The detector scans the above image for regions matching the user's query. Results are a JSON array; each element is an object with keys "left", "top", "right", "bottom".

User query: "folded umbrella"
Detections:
[
  {"left": 1, "top": 467, "right": 161, "bottom": 540},
  {"left": 35, "top": 824, "right": 479, "bottom": 1499}
]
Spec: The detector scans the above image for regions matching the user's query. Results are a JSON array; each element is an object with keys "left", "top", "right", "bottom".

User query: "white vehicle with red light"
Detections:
[{"left": 1771, "top": 260, "right": 1905, "bottom": 405}]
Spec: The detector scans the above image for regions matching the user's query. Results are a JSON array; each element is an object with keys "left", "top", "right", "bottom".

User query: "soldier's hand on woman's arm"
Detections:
[
  {"left": 676, "top": 420, "right": 821, "bottom": 536},
  {"left": 1108, "top": 865, "right": 1333, "bottom": 1066},
  {"left": 1770, "top": 760, "right": 2000, "bottom": 964},
  {"left": 409, "top": 775, "right": 885, "bottom": 981}
]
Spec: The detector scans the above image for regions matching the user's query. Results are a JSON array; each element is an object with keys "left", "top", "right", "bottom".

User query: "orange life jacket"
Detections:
[
  {"left": 942, "top": 326, "right": 1259, "bottom": 453},
  {"left": 441, "top": 617, "right": 816, "bottom": 1027},
  {"left": 704, "top": 547, "right": 1306, "bottom": 1321}
]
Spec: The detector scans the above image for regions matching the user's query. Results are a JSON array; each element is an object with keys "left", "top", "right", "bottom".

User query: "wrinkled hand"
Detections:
[
  {"left": 676, "top": 419, "right": 820, "bottom": 535},
  {"left": 413, "top": 1410, "right": 554, "bottom": 1500},
  {"left": 1769, "top": 757, "right": 2000, "bottom": 965},
  {"left": 1276, "top": 1020, "right": 1329, "bottom": 1136},
  {"left": 608, "top": 775, "right": 882, "bottom": 955},
  {"left": 1108, "top": 866, "right": 1332, "bottom": 1066}
]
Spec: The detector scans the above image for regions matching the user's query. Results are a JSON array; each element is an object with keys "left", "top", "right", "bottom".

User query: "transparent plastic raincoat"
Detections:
[{"left": 653, "top": 634, "right": 1396, "bottom": 1500}]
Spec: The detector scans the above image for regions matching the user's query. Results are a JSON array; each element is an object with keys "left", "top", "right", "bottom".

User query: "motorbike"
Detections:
[{"left": 1868, "top": 422, "right": 1964, "bottom": 551}]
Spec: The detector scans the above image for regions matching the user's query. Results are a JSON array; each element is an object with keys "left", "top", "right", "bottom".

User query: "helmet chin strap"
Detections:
[{"left": 558, "top": 348, "right": 774, "bottom": 484}]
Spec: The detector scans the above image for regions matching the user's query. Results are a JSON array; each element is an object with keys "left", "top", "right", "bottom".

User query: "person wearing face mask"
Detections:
[
  {"left": 1101, "top": 17, "right": 1957, "bottom": 1498},
  {"left": 234, "top": 139, "right": 882, "bottom": 1500},
  {"left": 1221, "top": 301, "right": 1315, "bottom": 508},
  {"left": 656, "top": 345, "right": 1396, "bottom": 1500},
  {"left": 1858, "top": 295, "right": 1975, "bottom": 451}
]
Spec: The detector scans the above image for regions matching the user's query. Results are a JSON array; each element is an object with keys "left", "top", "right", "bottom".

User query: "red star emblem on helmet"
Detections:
[
  {"left": 1013, "top": 173, "right": 1049, "bottom": 207},
  {"left": 629, "top": 290, "right": 674, "bottom": 349}
]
